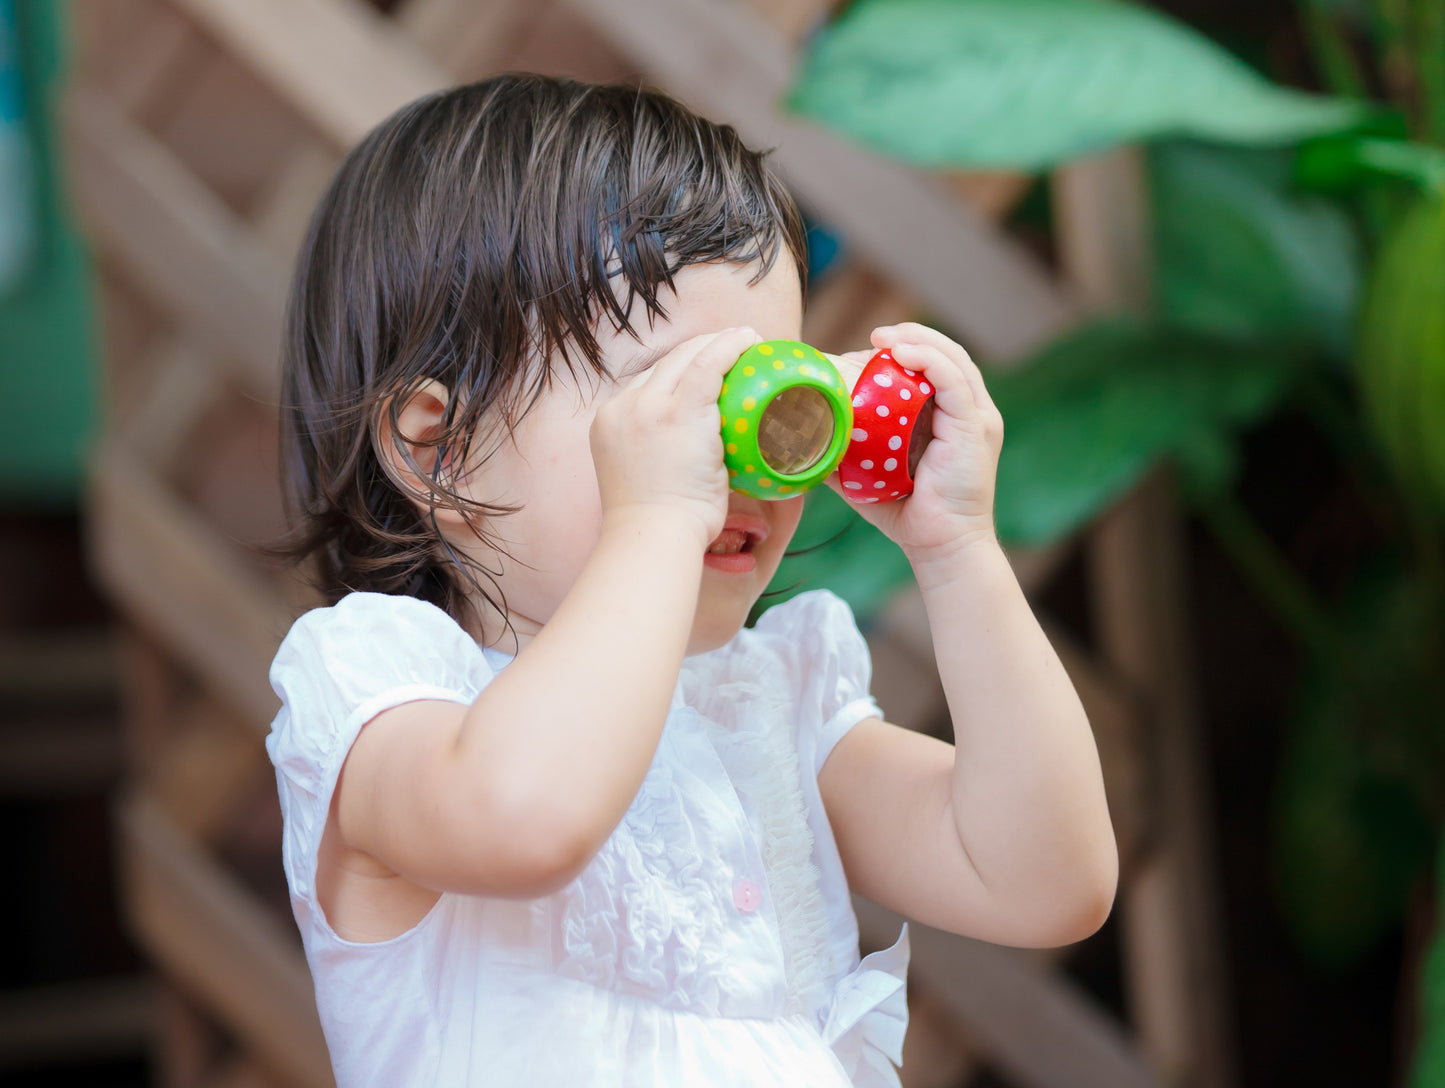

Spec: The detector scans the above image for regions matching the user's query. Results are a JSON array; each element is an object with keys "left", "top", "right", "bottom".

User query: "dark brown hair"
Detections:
[{"left": 270, "top": 74, "right": 808, "bottom": 639}]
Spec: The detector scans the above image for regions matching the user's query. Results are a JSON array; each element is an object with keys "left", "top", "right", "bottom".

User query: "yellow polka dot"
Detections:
[
  {"left": 728, "top": 469, "right": 738, "bottom": 478},
  {"left": 726, "top": 442, "right": 737, "bottom": 455},
  {"left": 721, "top": 382, "right": 728, "bottom": 396},
  {"left": 743, "top": 365, "right": 755, "bottom": 376},
  {"left": 773, "top": 360, "right": 785, "bottom": 370},
  {"left": 760, "top": 380, "right": 770, "bottom": 389},
  {"left": 813, "top": 348, "right": 827, "bottom": 360},
  {"left": 799, "top": 364, "right": 813, "bottom": 377},
  {"left": 792, "top": 347, "right": 804, "bottom": 357},
  {"left": 758, "top": 344, "right": 774, "bottom": 355},
  {"left": 733, "top": 418, "right": 748, "bottom": 434},
  {"left": 742, "top": 396, "right": 756, "bottom": 410},
  {"left": 778, "top": 484, "right": 792, "bottom": 493},
  {"left": 745, "top": 464, "right": 754, "bottom": 473},
  {"left": 759, "top": 478, "right": 773, "bottom": 488}
]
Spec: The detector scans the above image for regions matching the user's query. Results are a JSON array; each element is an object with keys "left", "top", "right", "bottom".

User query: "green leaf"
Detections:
[
  {"left": 988, "top": 320, "right": 1297, "bottom": 545},
  {"left": 1409, "top": 832, "right": 1445, "bottom": 1088},
  {"left": 1297, "top": 135, "right": 1445, "bottom": 194},
  {"left": 1153, "top": 142, "right": 1363, "bottom": 360},
  {"left": 754, "top": 485, "right": 914, "bottom": 626},
  {"left": 787, "top": 0, "right": 1371, "bottom": 171},
  {"left": 1355, "top": 193, "right": 1445, "bottom": 518},
  {"left": 1272, "top": 564, "right": 1442, "bottom": 969}
]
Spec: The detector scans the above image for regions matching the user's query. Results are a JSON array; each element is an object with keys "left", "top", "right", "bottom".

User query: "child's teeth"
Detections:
[{"left": 707, "top": 530, "right": 747, "bottom": 554}]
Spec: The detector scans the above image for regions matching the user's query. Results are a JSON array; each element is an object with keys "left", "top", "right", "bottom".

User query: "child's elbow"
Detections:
[{"left": 1050, "top": 842, "right": 1119, "bottom": 946}]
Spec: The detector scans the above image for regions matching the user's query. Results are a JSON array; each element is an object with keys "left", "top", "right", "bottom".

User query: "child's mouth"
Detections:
[{"left": 703, "top": 522, "right": 762, "bottom": 573}]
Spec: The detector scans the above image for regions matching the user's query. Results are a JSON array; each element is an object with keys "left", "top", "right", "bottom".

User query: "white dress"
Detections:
[{"left": 266, "top": 589, "right": 910, "bottom": 1088}]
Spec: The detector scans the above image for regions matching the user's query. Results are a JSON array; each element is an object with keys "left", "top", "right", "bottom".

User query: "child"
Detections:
[{"left": 266, "top": 74, "right": 1116, "bottom": 1088}]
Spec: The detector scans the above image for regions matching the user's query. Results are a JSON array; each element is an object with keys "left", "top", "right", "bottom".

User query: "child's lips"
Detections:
[{"left": 703, "top": 516, "right": 766, "bottom": 573}]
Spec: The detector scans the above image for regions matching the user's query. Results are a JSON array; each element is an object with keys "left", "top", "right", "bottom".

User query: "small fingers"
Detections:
[{"left": 876, "top": 324, "right": 997, "bottom": 418}]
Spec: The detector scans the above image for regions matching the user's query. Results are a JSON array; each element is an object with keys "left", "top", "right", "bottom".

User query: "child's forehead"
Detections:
[{"left": 601, "top": 258, "right": 803, "bottom": 372}]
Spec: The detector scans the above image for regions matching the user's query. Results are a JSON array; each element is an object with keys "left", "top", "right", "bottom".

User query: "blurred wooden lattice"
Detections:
[{"left": 65, "top": 0, "right": 1234, "bottom": 1085}]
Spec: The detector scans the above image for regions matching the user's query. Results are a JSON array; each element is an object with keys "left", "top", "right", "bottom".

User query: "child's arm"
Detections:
[
  {"left": 333, "top": 328, "right": 758, "bottom": 900},
  {"left": 818, "top": 324, "right": 1117, "bottom": 948}
]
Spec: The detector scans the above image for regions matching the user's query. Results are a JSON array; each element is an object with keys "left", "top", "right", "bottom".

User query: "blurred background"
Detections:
[{"left": 1, "top": 0, "right": 1442, "bottom": 1085}]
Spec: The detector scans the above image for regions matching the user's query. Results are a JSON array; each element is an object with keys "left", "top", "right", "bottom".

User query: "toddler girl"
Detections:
[{"left": 266, "top": 74, "right": 1117, "bottom": 1088}]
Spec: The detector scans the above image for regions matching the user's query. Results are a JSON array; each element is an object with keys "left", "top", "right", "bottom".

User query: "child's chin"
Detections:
[{"left": 686, "top": 601, "right": 753, "bottom": 656}]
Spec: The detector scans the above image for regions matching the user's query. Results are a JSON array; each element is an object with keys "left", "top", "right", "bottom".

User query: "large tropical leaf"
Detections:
[
  {"left": 1153, "top": 142, "right": 1363, "bottom": 360},
  {"left": 787, "top": 0, "right": 1369, "bottom": 170},
  {"left": 988, "top": 320, "right": 1297, "bottom": 545}
]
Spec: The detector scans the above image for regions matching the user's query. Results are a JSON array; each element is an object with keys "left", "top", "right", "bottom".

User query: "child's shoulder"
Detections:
[{"left": 270, "top": 590, "right": 485, "bottom": 693}]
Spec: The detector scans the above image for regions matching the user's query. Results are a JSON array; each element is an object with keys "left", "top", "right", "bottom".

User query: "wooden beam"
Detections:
[
  {"left": 854, "top": 897, "right": 1164, "bottom": 1088},
  {"left": 0, "top": 975, "right": 152, "bottom": 1069},
  {"left": 87, "top": 439, "right": 288, "bottom": 729},
  {"left": 170, "top": 0, "right": 447, "bottom": 149},
  {"left": 63, "top": 87, "right": 286, "bottom": 403},
  {"left": 561, "top": 0, "right": 1080, "bottom": 360},
  {"left": 118, "top": 792, "right": 332, "bottom": 1088},
  {"left": 1087, "top": 472, "right": 1236, "bottom": 1088}
]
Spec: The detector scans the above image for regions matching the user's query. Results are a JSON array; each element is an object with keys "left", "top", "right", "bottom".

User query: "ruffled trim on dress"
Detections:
[
  {"left": 707, "top": 677, "right": 833, "bottom": 1016},
  {"left": 822, "top": 924, "right": 911, "bottom": 1088}
]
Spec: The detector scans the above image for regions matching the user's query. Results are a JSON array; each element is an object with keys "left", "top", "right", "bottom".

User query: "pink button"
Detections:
[{"left": 733, "top": 879, "right": 762, "bottom": 913}]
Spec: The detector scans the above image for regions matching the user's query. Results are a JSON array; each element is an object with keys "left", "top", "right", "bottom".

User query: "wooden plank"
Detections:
[
  {"left": 740, "top": 0, "right": 838, "bottom": 43},
  {"left": 171, "top": 0, "right": 447, "bottom": 149},
  {"left": 1056, "top": 144, "right": 1235, "bottom": 1088},
  {"left": 147, "top": 695, "right": 270, "bottom": 843},
  {"left": 0, "top": 975, "right": 152, "bottom": 1068},
  {"left": 854, "top": 897, "right": 1164, "bottom": 1088},
  {"left": 1087, "top": 473, "right": 1236, "bottom": 1088},
  {"left": 398, "top": 0, "right": 545, "bottom": 76},
  {"left": 561, "top": 0, "right": 1080, "bottom": 360},
  {"left": 118, "top": 792, "right": 333, "bottom": 1088},
  {"left": 88, "top": 439, "right": 288, "bottom": 728},
  {"left": 63, "top": 87, "right": 286, "bottom": 404},
  {"left": 1053, "top": 149, "right": 1152, "bottom": 314}
]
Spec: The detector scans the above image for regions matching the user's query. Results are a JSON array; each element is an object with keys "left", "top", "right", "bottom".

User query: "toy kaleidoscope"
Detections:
[
  {"left": 719, "top": 340, "right": 854, "bottom": 500},
  {"left": 836, "top": 349, "right": 936, "bottom": 504},
  {"left": 720, "top": 340, "right": 935, "bottom": 503}
]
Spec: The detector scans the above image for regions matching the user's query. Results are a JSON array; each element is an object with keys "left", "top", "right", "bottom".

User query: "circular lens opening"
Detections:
[
  {"left": 757, "top": 386, "right": 835, "bottom": 476},
  {"left": 907, "top": 397, "right": 935, "bottom": 476}
]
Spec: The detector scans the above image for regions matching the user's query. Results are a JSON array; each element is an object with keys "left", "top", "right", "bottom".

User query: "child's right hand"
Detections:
[{"left": 589, "top": 326, "right": 761, "bottom": 548}]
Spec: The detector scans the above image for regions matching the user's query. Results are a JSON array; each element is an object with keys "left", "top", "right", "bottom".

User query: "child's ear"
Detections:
[{"left": 376, "top": 378, "right": 469, "bottom": 528}]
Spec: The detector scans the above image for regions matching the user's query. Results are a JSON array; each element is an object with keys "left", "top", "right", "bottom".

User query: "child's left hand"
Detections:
[{"left": 827, "top": 323, "right": 1003, "bottom": 569}]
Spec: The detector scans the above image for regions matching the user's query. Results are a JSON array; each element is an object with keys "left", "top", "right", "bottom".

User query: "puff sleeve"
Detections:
[
  {"left": 265, "top": 591, "right": 495, "bottom": 915},
  {"left": 751, "top": 589, "right": 884, "bottom": 777}
]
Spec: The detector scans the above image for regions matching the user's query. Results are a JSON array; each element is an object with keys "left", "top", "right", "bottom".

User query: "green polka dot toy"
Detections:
[{"left": 719, "top": 339, "right": 853, "bottom": 500}]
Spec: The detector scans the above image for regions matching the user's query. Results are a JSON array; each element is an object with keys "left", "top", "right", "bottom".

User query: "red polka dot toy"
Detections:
[{"left": 835, "top": 350, "right": 936, "bottom": 504}]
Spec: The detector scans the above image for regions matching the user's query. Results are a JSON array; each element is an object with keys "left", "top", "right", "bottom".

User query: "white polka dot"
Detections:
[
  {"left": 873, "top": 480, "right": 886, "bottom": 489},
  {"left": 919, "top": 382, "right": 931, "bottom": 395},
  {"left": 860, "top": 459, "right": 873, "bottom": 470},
  {"left": 884, "top": 458, "right": 898, "bottom": 471},
  {"left": 890, "top": 490, "right": 901, "bottom": 497},
  {"left": 899, "top": 388, "right": 912, "bottom": 400},
  {"left": 888, "top": 435, "right": 902, "bottom": 451},
  {"left": 876, "top": 405, "right": 890, "bottom": 417},
  {"left": 872, "top": 372, "right": 893, "bottom": 387},
  {"left": 899, "top": 416, "right": 908, "bottom": 426},
  {"left": 843, "top": 480, "right": 862, "bottom": 490},
  {"left": 851, "top": 428, "right": 868, "bottom": 442},
  {"left": 852, "top": 395, "right": 864, "bottom": 408},
  {"left": 860, "top": 496, "right": 879, "bottom": 503},
  {"left": 903, "top": 368, "right": 916, "bottom": 376}
]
